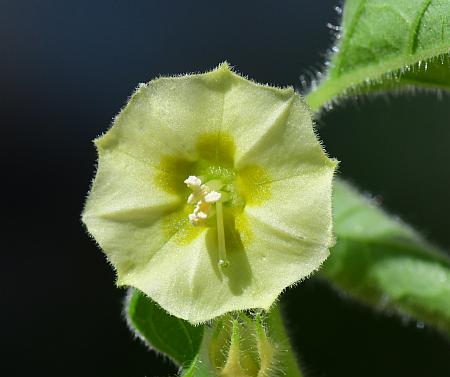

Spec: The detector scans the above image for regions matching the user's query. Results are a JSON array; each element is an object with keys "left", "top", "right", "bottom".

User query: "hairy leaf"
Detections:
[
  {"left": 322, "top": 179, "right": 450, "bottom": 335},
  {"left": 125, "top": 289, "right": 204, "bottom": 366},
  {"left": 307, "top": 0, "right": 450, "bottom": 111}
]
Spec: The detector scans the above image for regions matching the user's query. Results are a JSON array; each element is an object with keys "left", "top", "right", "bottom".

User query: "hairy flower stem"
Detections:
[
  {"left": 207, "top": 305, "right": 303, "bottom": 377},
  {"left": 266, "top": 306, "right": 303, "bottom": 377}
]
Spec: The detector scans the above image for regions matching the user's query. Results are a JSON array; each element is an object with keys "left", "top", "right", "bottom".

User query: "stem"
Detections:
[
  {"left": 267, "top": 305, "right": 304, "bottom": 377},
  {"left": 216, "top": 201, "right": 229, "bottom": 268},
  {"left": 199, "top": 307, "right": 304, "bottom": 377}
]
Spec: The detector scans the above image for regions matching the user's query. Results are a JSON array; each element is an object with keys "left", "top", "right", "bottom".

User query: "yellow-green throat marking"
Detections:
[{"left": 157, "top": 132, "right": 272, "bottom": 269}]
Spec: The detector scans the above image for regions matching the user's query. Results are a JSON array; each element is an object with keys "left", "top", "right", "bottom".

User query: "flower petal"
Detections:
[
  {"left": 82, "top": 149, "right": 181, "bottom": 277},
  {"left": 245, "top": 168, "right": 336, "bottom": 249},
  {"left": 96, "top": 64, "right": 231, "bottom": 166},
  {"left": 83, "top": 64, "right": 337, "bottom": 324},
  {"left": 233, "top": 94, "right": 335, "bottom": 181}
]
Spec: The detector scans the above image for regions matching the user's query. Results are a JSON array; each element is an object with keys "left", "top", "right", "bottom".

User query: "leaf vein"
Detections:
[
  {"left": 334, "top": 0, "right": 367, "bottom": 75},
  {"left": 408, "top": 0, "right": 433, "bottom": 54}
]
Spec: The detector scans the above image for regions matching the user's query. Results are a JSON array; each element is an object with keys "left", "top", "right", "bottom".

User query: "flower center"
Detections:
[{"left": 185, "top": 175, "right": 231, "bottom": 268}]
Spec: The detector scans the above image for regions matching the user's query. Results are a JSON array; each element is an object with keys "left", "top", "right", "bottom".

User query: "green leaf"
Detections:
[
  {"left": 307, "top": 0, "right": 450, "bottom": 111},
  {"left": 322, "top": 179, "right": 450, "bottom": 335},
  {"left": 125, "top": 289, "right": 204, "bottom": 366}
]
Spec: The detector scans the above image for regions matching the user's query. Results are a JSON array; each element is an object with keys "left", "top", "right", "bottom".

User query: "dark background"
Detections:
[{"left": 2, "top": 0, "right": 449, "bottom": 376}]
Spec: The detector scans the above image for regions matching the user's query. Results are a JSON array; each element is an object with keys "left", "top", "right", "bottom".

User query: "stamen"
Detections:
[
  {"left": 184, "top": 176, "right": 202, "bottom": 188},
  {"left": 197, "top": 211, "right": 208, "bottom": 220},
  {"left": 185, "top": 175, "right": 222, "bottom": 225},
  {"left": 185, "top": 175, "right": 229, "bottom": 268},
  {"left": 204, "top": 191, "right": 221, "bottom": 203}
]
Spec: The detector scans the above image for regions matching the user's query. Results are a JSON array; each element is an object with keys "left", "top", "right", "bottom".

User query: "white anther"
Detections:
[
  {"left": 197, "top": 211, "right": 207, "bottom": 219},
  {"left": 184, "top": 176, "right": 202, "bottom": 188},
  {"left": 188, "top": 213, "right": 198, "bottom": 225},
  {"left": 185, "top": 176, "right": 222, "bottom": 225},
  {"left": 204, "top": 191, "right": 221, "bottom": 203}
]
